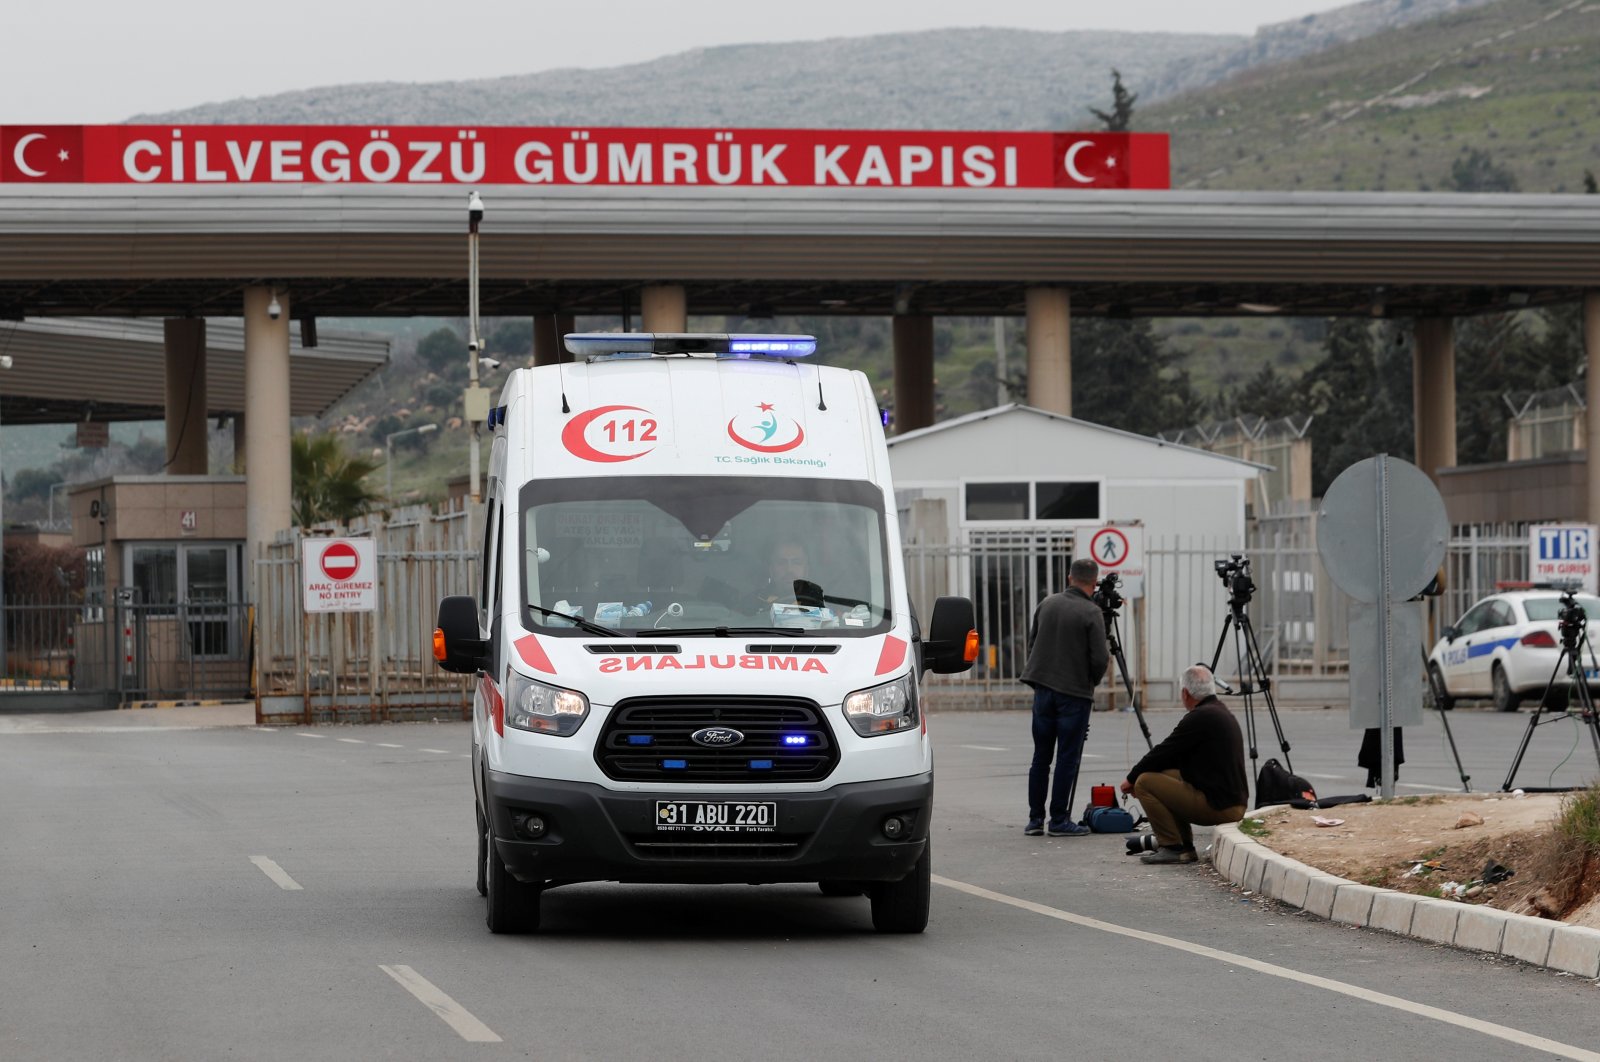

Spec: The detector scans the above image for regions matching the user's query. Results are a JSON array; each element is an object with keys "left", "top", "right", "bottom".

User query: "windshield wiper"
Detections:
[
  {"left": 526, "top": 604, "right": 621, "bottom": 638},
  {"left": 634, "top": 626, "right": 808, "bottom": 638}
]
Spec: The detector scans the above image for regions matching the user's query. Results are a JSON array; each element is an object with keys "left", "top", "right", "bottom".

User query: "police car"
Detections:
[{"left": 1427, "top": 589, "right": 1600, "bottom": 712}]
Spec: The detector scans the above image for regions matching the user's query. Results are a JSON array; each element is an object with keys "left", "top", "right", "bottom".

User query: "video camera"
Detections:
[
  {"left": 1214, "top": 553, "right": 1256, "bottom": 608},
  {"left": 1092, "top": 572, "right": 1123, "bottom": 615},
  {"left": 1557, "top": 587, "right": 1588, "bottom": 651}
]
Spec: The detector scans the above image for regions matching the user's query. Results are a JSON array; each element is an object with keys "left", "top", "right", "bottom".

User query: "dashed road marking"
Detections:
[
  {"left": 377, "top": 743, "right": 404, "bottom": 748},
  {"left": 959, "top": 744, "right": 1007, "bottom": 752},
  {"left": 249, "top": 856, "right": 303, "bottom": 891},
  {"left": 934, "top": 875, "right": 1600, "bottom": 1062},
  {"left": 296, "top": 733, "right": 324, "bottom": 739},
  {"left": 336, "top": 738, "right": 365, "bottom": 744},
  {"left": 1396, "top": 782, "right": 1458, "bottom": 793},
  {"left": 420, "top": 748, "right": 451, "bottom": 755},
  {"left": 379, "top": 965, "right": 501, "bottom": 1043},
  {"left": 1304, "top": 772, "right": 1347, "bottom": 781}
]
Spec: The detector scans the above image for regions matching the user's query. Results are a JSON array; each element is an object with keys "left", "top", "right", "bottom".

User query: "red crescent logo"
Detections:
[
  {"left": 561, "top": 405, "right": 656, "bottom": 462},
  {"left": 726, "top": 419, "right": 805, "bottom": 453}
]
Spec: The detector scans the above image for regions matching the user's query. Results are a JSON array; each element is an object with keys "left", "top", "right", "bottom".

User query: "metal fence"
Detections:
[
  {"left": 254, "top": 505, "right": 478, "bottom": 724},
  {"left": 908, "top": 516, "right": 1536, "bottom": 710},
  {"left": 1, "top": 593, "right": 253, "bottom": 707}
]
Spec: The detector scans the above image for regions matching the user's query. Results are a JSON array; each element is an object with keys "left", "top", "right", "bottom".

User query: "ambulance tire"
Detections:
[
  {"left": 869, "top": 842, "right": 930, "bottom": 934},
  {"left": 475, "top": 803, "right": 489, "bottom": 898},
  {"left": 485, "top": 832, "right": 541, "bottom": 934},
  {"left": 818, "top": 880, "right": 864, "bottom": 897}
]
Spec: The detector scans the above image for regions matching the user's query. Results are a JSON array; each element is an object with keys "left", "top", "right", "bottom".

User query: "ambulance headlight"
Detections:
[
  {"left": 505, "top": 673, "right": 590, "bottom": 736},
  {"left": 842, "top": 674, "right": 917, "bottom": 736}
]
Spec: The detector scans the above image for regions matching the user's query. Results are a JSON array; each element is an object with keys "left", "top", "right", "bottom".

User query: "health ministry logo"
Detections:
[{"left": 727, "top": 402, "right": 805, "bottom": 453}]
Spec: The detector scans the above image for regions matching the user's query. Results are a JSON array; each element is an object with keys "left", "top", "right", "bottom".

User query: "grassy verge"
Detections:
[{"left": 1557, "top": 783, "right": 1600, "bottom": 854}]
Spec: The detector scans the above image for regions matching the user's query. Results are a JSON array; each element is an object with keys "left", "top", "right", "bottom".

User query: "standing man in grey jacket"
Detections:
[{"left": 1019, "top": 557, "right": 1110, "bottom": 837}]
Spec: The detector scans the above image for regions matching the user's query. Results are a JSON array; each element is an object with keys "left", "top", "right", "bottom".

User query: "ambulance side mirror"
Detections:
[
  {"left": 923, "top": 596, "right": 978, "bottom": 675},
  {"left": 434, "top": 595, "right": 490, "bottom": 674}
]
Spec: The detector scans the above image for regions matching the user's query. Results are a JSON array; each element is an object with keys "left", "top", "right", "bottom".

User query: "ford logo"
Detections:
[{"left": 691, "top": 726, "right": 745, "bottom": 748}]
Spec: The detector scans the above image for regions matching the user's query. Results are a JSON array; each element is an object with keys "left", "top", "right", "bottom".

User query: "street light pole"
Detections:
[
  {"left": 1, "top": 353, "right": 12, "bottom": 679},
  {"left": 385, "top": 423, "right": 439, "bottom": 501}
]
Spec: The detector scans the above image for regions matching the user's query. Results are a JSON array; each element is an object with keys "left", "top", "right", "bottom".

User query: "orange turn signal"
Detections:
[
  {"left": 432, "top": 628, "right": 448, "bottom": 662},
  {"left": 963, "top": 630, "right": 980, "bottom": 662}
]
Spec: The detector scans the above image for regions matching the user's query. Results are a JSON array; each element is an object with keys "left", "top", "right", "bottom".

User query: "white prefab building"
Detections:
[{"left": 886, "top": 405, "right": 1266, "bottom": 706}]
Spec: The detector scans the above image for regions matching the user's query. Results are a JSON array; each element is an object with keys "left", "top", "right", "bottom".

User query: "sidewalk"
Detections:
[
  {"left": 0, "top": 701, "right": 256, "bottom": 733},
  {"left": 1211, "top": 820, "right": 1600, "bottom": 979}
]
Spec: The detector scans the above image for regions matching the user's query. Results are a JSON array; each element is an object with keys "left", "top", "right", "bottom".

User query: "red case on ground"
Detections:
[{"left": 1089, "top": 784, "right": 1117, "bottom": 809}]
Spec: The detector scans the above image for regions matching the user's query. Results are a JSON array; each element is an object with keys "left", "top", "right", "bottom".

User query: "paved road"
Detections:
[{"left": 2, "top": 706, "right": 1596, "bottom": 1061}]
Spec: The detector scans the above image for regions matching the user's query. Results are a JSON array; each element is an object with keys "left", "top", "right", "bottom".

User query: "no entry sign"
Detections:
[{"left": 303, "top": 537, "right": 377, "bottom": 613}]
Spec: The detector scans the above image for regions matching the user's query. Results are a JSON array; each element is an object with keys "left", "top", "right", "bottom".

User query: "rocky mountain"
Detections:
[{"left": 135, "top": 0, "right": 1496, "bottom": 132}]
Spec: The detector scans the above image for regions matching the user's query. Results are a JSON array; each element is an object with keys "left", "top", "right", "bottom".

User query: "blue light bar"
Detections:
[
  {"left": 749, "top": 759, "right": 774, "bottom": 770},
  {"left": 727, "top": 336, "right": 817, "bottom": 357},
  {"left": 627, "top": 735, "right": 653, "bottom": 746},
  {"left": 782, "top": 735, "right": 809, "bottom": 746},
  {"left": 662, "top": 758, "right": 687, "bottom": 770},
  {"left": 563, "top": 333, "right": 817, "bottom": 359}
]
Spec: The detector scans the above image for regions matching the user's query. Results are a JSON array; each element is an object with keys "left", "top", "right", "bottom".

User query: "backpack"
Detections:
[
  {"left": 1255, "top": 758, "right": 1317, "bottom": 808},
  {"left": 1084, "top": 805, "right": 1136, "bottom": 833}
]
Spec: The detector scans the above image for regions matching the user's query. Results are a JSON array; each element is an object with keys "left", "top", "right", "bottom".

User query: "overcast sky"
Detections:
[{"left": 3, "top": 0, "right": 1356, "bottom": 124}]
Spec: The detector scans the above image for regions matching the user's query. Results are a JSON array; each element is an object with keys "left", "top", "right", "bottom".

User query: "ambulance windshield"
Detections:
[{"left": 519, "top": 476, "right": 891, "bottom": 636}]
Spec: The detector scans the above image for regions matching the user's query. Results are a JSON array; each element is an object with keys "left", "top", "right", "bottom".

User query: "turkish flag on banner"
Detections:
[
  {"left": 1049, "top": 133, "right": 1168, "bottom": 189},
  {"left": 1, "top": 126, "right": 86, "bottom": 182}
]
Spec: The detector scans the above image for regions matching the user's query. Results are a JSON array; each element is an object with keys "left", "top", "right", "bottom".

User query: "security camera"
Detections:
[
  {"left": 266, "top": 293, "right": 282, "bottom": 320},
  {"left": 478, "top": 357, "right": 501, "bottom": 372}
]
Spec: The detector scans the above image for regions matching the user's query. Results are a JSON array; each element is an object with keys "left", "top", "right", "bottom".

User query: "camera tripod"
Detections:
[
  {"left": 1104, "top": 605, "right": 1154, "bottom": 751},
  {"left": 1208, "top": 577, "right": 1294, "bottom": 789},
  {"left": 1421, "top": 645, "right": 1471, "bottom": 792},
  {"left": 1502, "top": 602, "right": 1600, "bottom": 793}
]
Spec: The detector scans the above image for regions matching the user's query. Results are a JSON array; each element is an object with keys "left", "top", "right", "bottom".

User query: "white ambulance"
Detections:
[{"left": 434, "top": 333, "right": 977, "bottom": 934}]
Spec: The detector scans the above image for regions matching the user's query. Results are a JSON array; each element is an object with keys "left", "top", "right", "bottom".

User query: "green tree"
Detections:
[
  {"left": 1296, "top": 319, "right": 1414, "bottom": 494},
  {"left": 417, "top": 326, "right": 464, "bottom": 374},
  {"left": 1089, "top": 69, "right": 1137, "bottom": 132},
  {"left": 291, "top": 431, "right": 381, "bottom": 527},
  {"left": 1442, "top": 148, "right": 1519, "bottom": 193},
  {"left": 1072, "top": 318, "right": 1201, "bottom": 435}
]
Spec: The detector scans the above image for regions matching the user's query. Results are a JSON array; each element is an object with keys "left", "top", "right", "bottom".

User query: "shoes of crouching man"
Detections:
[{"left": 1140, "top": 846, "right": 1198, "bottom": 865}]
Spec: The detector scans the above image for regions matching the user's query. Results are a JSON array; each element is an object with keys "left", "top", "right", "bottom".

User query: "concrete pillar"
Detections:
[
  {"left": 532, "top": 314, "right": 561, "bottom": 367},
  {"left": 1585, "top": 293, "right": 1600, "bottom": 525},
  {"left": 242, "top": 286, "right": 293, "bottom": 600},
  {"left": 1026, "top": 287, "right": 1072, "bottom": 416},
  {"left": 1412, "top": 317, "right": 1458, "bottom": 481},
  {"left": 640, "top": 284, "right": 687, "bottom": 332},
  {"left": 162, "top": 318, "right": 209, "bottom": 475},
  {"left": 892, "top": 315, "right": 936, "bottom": 433}
]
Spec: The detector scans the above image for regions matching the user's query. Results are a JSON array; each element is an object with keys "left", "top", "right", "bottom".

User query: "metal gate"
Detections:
[
  {"left": 1, "top": 591, "right": 252, "bottom": 709},
  {"left": 253, "top": 506, "right": 477, "bottom": 724}
]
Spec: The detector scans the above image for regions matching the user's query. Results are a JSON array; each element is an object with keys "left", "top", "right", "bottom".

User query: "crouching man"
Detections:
[{"left": 1119, "top": 664, "right": 1249, "bottom": 865}]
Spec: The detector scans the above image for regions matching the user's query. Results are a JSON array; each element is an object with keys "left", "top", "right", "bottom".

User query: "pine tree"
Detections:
[
  {"left": 1071, "top": 318, "right": 1201, "bottom": 435},
  {"left": 1089, "top": 70, "right": 1138, "bottom": 132}
]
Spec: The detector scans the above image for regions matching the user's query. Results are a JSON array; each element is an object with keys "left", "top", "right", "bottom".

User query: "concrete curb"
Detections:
[{"left": 1210, "top": 823, "right": 1600, "bottom": 979}]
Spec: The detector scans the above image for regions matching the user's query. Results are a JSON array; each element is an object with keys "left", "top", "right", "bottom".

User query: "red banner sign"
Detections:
[{"left": 0, "top": 125, "right": 1168, "bottom": 189}]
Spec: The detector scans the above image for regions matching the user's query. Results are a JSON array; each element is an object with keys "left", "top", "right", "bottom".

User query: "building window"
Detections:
[
  {"left": 964, "top": 482, "right": 1029, "bottom": 521},
  {"left": 131, "top": 546, "right": 179, "bottom": 606},
  {"left": 1034, "top": 481, "right": 1100, "bottom": 521}
]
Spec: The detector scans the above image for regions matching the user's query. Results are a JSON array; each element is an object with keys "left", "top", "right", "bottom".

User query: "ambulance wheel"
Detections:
[
  {"left": 485, "top": 834, "right": 540, "bottom": 934},
  {"left": 869, "top": 842, "right": 930, "bottom": 934},
  {"left": 1428, "top": 664, "right": 1455, "bottom": 712},
  {"left": 475, "top": 804, "right": 488, "bottom": 898},
  {"left": 818, "top": 880, "right": 864, "bottom": 897},
  {"left": 1492, "top": 664, "right": 1521, "bottom": 713}
]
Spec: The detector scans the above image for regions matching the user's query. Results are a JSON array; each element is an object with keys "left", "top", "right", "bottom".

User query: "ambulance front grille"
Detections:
[{"left": 595, "top": 697, "right": 839, "bottom": 783}]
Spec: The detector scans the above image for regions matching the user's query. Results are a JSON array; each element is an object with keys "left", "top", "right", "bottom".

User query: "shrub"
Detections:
[{"left": 1558, "top": 783, "right": 1600, "bottom": 855}]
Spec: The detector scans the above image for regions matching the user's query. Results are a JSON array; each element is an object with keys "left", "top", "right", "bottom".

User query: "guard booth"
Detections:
[{"left": 65, "top": 475, "right": 251, "bottom": 705}]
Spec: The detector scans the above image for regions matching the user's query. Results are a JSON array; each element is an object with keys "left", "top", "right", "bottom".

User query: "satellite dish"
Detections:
[{"left": 1317, "top": 456, "right": 1448, "bottom": 604}]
